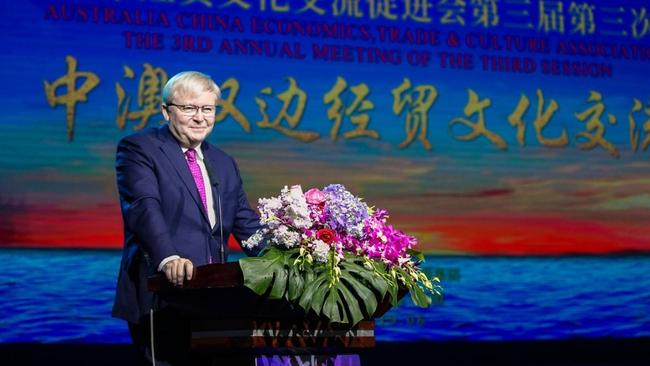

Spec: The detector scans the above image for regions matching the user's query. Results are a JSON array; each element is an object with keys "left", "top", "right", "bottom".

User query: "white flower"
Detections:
[
  {"left": 312, "top": 240, "right": 330, "bottom": 263},
  {"left": 289, "top": 184, "right": 304, "bottom": 199},
  {"left": 281, "top": 184, "right": 313, "bottom": 230},
  {"left": 271, "top": 225, "right": 301, "bottom": 248},
  {"left": 348, "top": 222, "right": 365, "bottom": 238},
  {"left": 243, "top": 228, "right": 267, "bottom": 249},
  {"left": 398, "top": 255, "right": 411, "bottom": 266},
  {"left": 258, "top": 196, "right": 283, "bottom": 228},
  {"left": 260, "top": 196, "right": 282, "bottom": 211}
]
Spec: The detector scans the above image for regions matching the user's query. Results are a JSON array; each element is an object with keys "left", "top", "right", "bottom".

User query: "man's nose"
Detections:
[{"left": 191, "top": 113, "right": 206, "bottom": 122}]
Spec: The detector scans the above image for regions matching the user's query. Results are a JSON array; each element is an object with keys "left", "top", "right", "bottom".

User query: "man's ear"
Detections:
[{"left": 161, "top": 105, "right": 170, "bottom": 121}]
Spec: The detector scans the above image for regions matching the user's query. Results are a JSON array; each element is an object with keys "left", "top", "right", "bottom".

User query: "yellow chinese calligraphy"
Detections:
[
  {"left": 631, "top": 7, "right": 650, "bottom": 39},
  {"left": 220, "top": 0, "right": 251, "bottom": 10},
  {"left": 368, "top": 0, "right": 398, "bottom": 20},
  {"left": 438, "top": 0, "right": 466, "bottom": 26},
  {"left": 402, "top": 0, "right": 433, "bottom": 23},
  {"left": 574, "top": 91, "right": 619, "bottom": 158},
  {"left": 538, "top": 0, "right": 565, "bottom": 33},
  {"left": 391, "top": 78, "right": 438, "bottom": 150},
  {"left": 255, "top": 77, "right": 319, "bottom": 142},
  {"left": 332, "top": 0, "right": 364, "bottom": 17},
  {"left": 471, "top": 0, "right": 499, "bottom": 28},
  {"left": 260, "top": 0, "right": 290, "bottom": 12},
  {"left": 508, "top": 95, "right": 527, "bottom": 146},
  {"left": 508, "top": 89, "right": 568, "bottom": 147},
  {"left": 115, "top": 64, "right": 168, "bottom": 131},
  {"left": 296, "top": 0, "right": 325, "bottom": 15},
  {"left": 598, "top": 7, "right": 626, "bottom": 37},
  {"left": 181, "top": 0, "right": 213, "bottom": 7},
  {"left": 449, "top": 89, "right": 507, "bottom": 150},
  {"left": 44, "top": 55, "right": 100, "bottom": 141},
  {"left": 629, "top": 98, "right": 650, "bottom": 152},
  {"left": 323, "top": 76, "right": 378, "bottom": 140},
  {"left": 501, "top": 0, "right": 533, "bottom": 30},
  {"left": 215, "top": 78, "right": 251, "bottom": 132},
  {"left": 569, "top": 2, "right": 595, "bottom": 35}
]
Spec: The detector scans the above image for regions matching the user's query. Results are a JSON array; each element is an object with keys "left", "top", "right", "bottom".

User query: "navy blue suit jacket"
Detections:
[{"left": 112, "top": 125, "right": 262, "bottom": 324}]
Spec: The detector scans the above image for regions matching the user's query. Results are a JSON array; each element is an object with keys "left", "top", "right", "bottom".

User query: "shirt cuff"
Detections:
[{"left": 158, "top": 255, "right": 180, "bottom": 271}]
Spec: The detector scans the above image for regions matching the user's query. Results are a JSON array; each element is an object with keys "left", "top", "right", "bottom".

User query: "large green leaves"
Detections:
[
  {"left": 239, "top": 247, "right": 297, "bottom": 299},
  {"left": 286, "top": 263, "right": 306, "bottom": 302},
  {"left": 296, "top": 262, "right": 373, "bottom": 325},
  {"left": 393, "top": 266, "right": 433, "bottom": 308},
  {"left": 240, "top": 248, "right": 395, "bottom": 326}
]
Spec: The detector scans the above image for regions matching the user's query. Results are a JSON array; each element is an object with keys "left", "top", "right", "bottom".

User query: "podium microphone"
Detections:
[
  {"left": 205, "top": 158, "right": 225, "bottom": 263},
  {"left": 217, "top": 187, "right": 225, "bottom": 263}
]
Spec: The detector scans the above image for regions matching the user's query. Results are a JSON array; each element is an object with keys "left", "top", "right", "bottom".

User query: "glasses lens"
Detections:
[
  {"left": 201, "top": 106, "right": 215, "bottom": 115},
  {"left": 180, "top": 105, "right": 197, "bottom": 114},
  {"left": 170, "top": 104, "right": 215, "bottom": 116}
]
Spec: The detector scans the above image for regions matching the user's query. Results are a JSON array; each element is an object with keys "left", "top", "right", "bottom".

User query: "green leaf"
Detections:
[
  {"left": 287, "top": 264, "right": 305, "bottom": 302},
  {"left": 393, "top": 266, "right": 432, "bottom": 308},
  {"left": 337, "top": 278, "right": 365, "bottom": 325},
  {"left": 239, "top": 247, "right": 288, "bottom": 299},
  {"left": 322, "top": 287, "right": 344, "bottom": 324},
  {"left": 385, "top": 277, "right": 399, "bottom": 307},
  {"left": 303, "top": 266, "right": 316, "bottom": 289},
  {"left": 300, "top": 261, "right": 381, "bottom": 325},
  {"left": 309, "top": 273, "right": 330, "bottom": 315},
  {"left": 409, "top": 282, "right": 432, "bottom": 307},
  {"left": 407, "top": 249, "right": 425, "bottom": 263},
  {"left": 343, "top": 259, "right": 388, "bottom": 299},
  {"left": 339, "top": 270, "right": 378, "bottom": 318},
  {"left": 298, "top": 272, "right": 327, "bottom": 313},
  {"left": 240, "top": 247, "right": 436, "bottom": 326},
  {"left": 366, "top": 259, "right": 400, "bottom": 306}
]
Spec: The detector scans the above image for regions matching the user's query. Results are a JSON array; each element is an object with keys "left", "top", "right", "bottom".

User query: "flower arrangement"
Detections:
[{"left": 240, "top": 184, "right": 442, "bottom": 326}]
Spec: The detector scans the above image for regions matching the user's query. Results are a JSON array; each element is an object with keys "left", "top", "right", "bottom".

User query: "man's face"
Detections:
[{"left": 162, "top": 91, "right": 217, "bottom": 148}]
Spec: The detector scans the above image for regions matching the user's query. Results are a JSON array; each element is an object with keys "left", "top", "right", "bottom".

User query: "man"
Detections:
[{"left": 112, "top": 71, "right": 262, "bottom": 365}]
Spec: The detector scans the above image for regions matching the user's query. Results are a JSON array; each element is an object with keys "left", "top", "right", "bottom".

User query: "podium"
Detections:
[{"left": 148, "top": 262, "right": 397, "bottom": 364}]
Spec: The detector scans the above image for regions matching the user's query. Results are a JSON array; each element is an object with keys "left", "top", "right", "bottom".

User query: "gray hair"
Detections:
[{"left": 162, "top": 71, "right": 221, "bottom": 104}]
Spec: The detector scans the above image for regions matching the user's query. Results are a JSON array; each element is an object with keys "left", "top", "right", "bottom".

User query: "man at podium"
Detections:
[{"left": 111, "top": 70, "right": 263, "bottom": 365}]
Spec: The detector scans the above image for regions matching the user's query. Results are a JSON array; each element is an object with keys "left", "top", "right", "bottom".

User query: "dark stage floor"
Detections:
[{"left": 2, "top": 339, "right": 650, "bottom": 366}]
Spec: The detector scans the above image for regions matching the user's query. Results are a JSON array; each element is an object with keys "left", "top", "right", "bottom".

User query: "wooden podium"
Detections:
[{"left": 148, "top": 262, "right": 395, "bottom": 353}]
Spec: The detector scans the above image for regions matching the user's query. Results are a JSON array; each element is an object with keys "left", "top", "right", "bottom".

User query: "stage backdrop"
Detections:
[{"left": 1, "top": 0, "right": 649, "bottom": 342}]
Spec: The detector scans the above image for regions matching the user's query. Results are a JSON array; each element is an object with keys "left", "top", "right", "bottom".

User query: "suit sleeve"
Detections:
[
  {"left": 116, "top": 137, "right": 176, "bottom": 269},
  {"left": 230, "top": 160, "right": 265, "bottom": 256}
]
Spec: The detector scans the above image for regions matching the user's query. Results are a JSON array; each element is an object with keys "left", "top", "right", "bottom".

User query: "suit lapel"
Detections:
[
  {"left": 201, "top": 144, "right": 220, "bottom": 187},
  {"left": 157, "top": 125, "right": 210, "bottom": 224},
  {"left": 202, "top": 144, "right": 221, "bottom": 233}
]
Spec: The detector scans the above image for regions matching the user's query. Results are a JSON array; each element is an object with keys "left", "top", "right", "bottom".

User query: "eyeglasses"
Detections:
[{"left": 166, "top": 103, "right": 216, "bottom": 116}]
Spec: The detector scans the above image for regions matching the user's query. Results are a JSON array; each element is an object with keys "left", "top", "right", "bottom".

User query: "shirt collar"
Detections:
[{"left": 181, "top": 144, "right": 204, "bottom": 161}]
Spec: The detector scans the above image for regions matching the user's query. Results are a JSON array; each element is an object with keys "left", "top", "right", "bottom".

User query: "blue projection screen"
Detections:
[{"left": 0, "top": 0, "right": 649, "bottom": 343}]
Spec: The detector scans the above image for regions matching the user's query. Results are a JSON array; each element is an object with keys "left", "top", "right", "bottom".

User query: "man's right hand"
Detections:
[{"left": 162, "top": 258, "right": 194, "bottom": 286}]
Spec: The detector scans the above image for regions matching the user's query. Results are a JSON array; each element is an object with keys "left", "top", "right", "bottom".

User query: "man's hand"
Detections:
[{"left": 162, "top": 258, "right": 194, "bottom": 286}]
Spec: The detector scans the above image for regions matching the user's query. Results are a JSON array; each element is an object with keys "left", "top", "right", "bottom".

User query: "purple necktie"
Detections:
[{"left": 185, "top": 148, "right": 208, "bottom": 212}]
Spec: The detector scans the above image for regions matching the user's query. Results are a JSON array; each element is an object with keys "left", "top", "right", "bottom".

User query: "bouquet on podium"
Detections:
[{"left": 241, "top": 184, "right": 441, "bottom": 326}]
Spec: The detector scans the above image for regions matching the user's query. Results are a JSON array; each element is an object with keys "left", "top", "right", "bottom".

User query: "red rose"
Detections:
[{"left": 316, "top": 228, "right": 336, "bottom": 244}]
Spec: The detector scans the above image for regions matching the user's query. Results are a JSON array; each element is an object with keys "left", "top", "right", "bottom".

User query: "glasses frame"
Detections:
[{"left": 165, "top": 103, "right": 216, "bottom": 117}]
